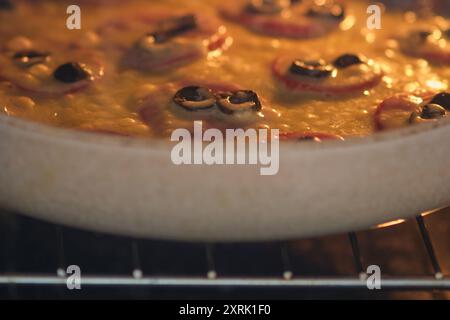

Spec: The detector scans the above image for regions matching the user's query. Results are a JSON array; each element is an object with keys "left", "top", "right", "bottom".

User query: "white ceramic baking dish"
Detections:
[{"left": 0, "top": 114, "right": 449, "bottom": 241}]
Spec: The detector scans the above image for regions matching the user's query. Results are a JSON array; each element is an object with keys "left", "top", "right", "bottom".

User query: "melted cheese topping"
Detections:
[{"left": 0, "top": 0, "right": 448, "bottom": 138}]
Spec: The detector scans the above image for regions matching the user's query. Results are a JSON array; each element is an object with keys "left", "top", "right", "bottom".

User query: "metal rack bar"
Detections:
[
  {"left": 55, "top": 226, "right": 66, "bottom": 277},
  {"left": 205, "top": 244, "right": 217, "bottom": 279},
  {"left": 131, "top": 240, "right": 143, "bottom": 279},
  {"left": 54, "top": 226, "right": 67, "bottom": 298},
  {"left": 348, "top": 232, "right": 365, "bottom": 278},
  {"left": 3, "top": 217, "right": 18, "bottom": 299},
  {"left": 280, "top": 242, "right": 293, "bottom": 280},
  {"left": 0, "top": 275, "right": 449, "bottom": 289},
  {"left": 416, "top": 215, "right": 444, "bottom": 279}
]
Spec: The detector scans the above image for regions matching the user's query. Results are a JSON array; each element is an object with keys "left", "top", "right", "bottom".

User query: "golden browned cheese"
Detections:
[{"left": 0, "top": 0, "right": 448, "bottom": 138}]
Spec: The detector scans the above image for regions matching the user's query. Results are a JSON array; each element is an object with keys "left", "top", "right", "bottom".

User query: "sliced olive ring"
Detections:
[
  {"left": 53, "top": 62, "right": 92, "bottom": 83},
  {"left": 289, "top": 59, "right": 334, "bottom": 78},
  {"left": 148, "top": 14, "right": 197, "bottom": 44},
  {"left": 216, "top": 90, "right": 262, "bottom": 114},
  {"left": 430, "top": 92, "right": 450, "bottom": 111},
  {"left": 306, "top": 3, "right": 345, "bottom": 20},
  {"left": 333, "top": 54, "right": 363, "bottom": 69},
  {"left": 246, "top": 0, "right": 291, "bottom": 15},
  {"left": 13, "top": 50, "right": 50, "bottom": 67},
  {"left": 420, "top": 104, "right": 446, "bottom": 119},
  {"left": 409, "top": 104, "right": 447, "bottom": 124},
  {"left": 173, "top": 86, "right": 216, "bottom": 111}
]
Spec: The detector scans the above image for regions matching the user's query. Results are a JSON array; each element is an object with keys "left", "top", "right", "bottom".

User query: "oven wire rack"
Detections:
[{"left": 0, "top": 210, "right": 449, "bottom": 298}]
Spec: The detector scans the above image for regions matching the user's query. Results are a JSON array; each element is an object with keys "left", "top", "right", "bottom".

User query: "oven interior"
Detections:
[{"left": 0, "top": 207, "right": 449, "bottom": 299}]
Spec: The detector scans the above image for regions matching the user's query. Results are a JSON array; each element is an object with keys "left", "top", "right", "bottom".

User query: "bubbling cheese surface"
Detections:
[{"left": 0, "top": 0, "right": 448, "bottom": 138}]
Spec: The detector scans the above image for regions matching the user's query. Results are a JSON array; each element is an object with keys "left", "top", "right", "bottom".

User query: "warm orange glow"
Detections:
[
  {"left": 374, "top": 219, "right": 406, "bottom": 229},
  {"left": 340, "top": 15, "right": 355, "bottom": 31},
  {"left": 403, "top": 11, "right": 417, "bottom": 23},
  {"left": 426, "top": 79, "right": 447, "bottom": 91},
  {"left": 421, "top": 208, "right": 445, "bottom": 217}
]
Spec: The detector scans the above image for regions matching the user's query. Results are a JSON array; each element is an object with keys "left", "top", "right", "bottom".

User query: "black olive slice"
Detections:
[
  {"left": 13, "top": 50, "right": 50, "bottom": 67},
  {"left": 333, "top": 54, "right": 363, "bottom": 69},
  {"left": 0, "top": 0, "right": 13, "bottom": 10},
  {"left": 420, "top": 104, "right": 446, "bottom": 119},
  {"left": 246, "top": 0, "right": 290, "bottom": 15},
  {"left": 430, "top": 92, "right": 450, "bottom": 110},
  {"left": 289, "top": 59, "right": 334, "bottom": 78},
  {"left": 53, "top": 62, "right": 91, "bottom": 83},
  {"left": 217, "top": 90, "right": 262, "bottom": 114},
  {"left": 306, "top": 3, "right": 345, "bottom": 20},
  {"left": 149, "top": 14, "right": 197, "bottom": 44},
  {"left": 173, "top": 86, "right": 216, "bottom": 111},
  {"left": 409, "top": 104, "right": 446, "bottom": 124}
]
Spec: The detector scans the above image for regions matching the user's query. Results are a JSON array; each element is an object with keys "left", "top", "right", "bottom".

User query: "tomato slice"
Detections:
[
  {"left": 397, "top": 30, "right": 450, "bottom": 65},
  {"left": 98, "top": 11, "right": 229, "bottom": 72},
  {"left": 138, "top": 81, "right": 245, "bottom": 137},
  {"left": 220, "top": 1, "right": 343, "bottom": 39},
  {"left": 272, "top": 54, "right": 383, "bottom": 96},
  {"left": 137, "top": 80, "right": 281, "bottom": 137},
  {"left": 374, "top": 92, "right": 435, "bottom": 131},
  {"left": 0, "top": 47, "right": 104, "bottom": 97}
]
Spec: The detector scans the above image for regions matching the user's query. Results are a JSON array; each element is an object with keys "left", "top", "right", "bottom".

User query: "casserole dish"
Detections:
[
  {"left": 1, "top": 114, "right": 449, "bottom": 241},
  {"left": 0, "top": 0, "right": 449, "bottom": 241}
]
